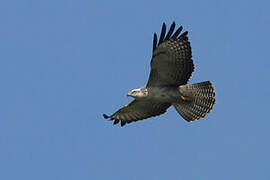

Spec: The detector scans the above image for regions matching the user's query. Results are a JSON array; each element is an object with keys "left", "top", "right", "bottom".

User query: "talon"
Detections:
[{"left": 181, "top": 95, "right": 191, "bottom": 101}]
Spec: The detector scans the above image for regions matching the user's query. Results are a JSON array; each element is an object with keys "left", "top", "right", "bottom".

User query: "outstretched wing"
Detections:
[
  {"left": 103, "top": 100, "right": 171, "bottom": 126},
  {"left": 147, "top": 22, "right": 194, "bottom": 87}
]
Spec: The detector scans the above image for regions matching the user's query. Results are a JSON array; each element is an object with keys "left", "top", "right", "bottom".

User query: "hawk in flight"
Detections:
[{"left": 103, "top": 22, "right": 216, "bottom": 126}]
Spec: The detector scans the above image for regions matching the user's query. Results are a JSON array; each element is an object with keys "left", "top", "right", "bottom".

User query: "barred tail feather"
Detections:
[{"left": 173, "top": 81, "right": 216, "bottom": 122}]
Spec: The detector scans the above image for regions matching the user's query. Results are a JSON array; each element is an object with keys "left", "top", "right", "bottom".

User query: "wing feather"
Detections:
[
  {"left": 147, "top": 22, "right": 194, "bottom": 87},
  {"left": 158, "top": 23, "right": 166, "bottom": 45},
  {"left": 152, "top": 33, "right": 158, "bottom": 52},
  {"left": 103, "top": 100, "right": 171, "bottom": 126},
  {"left": 164, "top": 22, "right": 176, "bottom": 40},
  {"left": 171, "top": 26, "right": 183, "bottom": 39}
]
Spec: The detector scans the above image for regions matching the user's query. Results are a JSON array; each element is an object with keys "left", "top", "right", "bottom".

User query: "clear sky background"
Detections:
[{"left": 1, "top": 0, "right": 270, "bottom": 179}]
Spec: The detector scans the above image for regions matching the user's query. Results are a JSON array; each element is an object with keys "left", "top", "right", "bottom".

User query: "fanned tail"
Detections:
[{"left": 173, "top": 81, "right": 216, "bottom": 122}]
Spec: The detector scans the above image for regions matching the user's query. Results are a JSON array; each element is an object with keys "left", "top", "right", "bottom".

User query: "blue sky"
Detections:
[{"left": 1, "top": 0, "right": 270, "bottom": 179}]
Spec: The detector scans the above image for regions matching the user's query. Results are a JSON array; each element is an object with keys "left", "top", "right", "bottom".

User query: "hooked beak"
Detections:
[{"left": 127, "top": 92, "right": 132, "bottom": 97}]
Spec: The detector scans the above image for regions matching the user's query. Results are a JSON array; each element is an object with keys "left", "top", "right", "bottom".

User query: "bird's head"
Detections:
[{"left": 127, "top": 87, "right": 148, "bottom": 98}]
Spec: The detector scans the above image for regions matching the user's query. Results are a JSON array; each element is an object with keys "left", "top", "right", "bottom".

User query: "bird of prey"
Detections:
[{"left": 103, "top": 22, "right": 216, "bottom": 126}]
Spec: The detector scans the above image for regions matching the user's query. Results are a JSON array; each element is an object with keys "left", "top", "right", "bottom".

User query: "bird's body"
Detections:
[
  {"left": 140, "top": 86, "right": 180, "bottom": 103},
  {"left": 103, "top": 22, "right": 216, "bottom": 126}
]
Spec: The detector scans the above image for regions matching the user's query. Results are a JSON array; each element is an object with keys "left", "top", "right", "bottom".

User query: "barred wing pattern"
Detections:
[
  {"left": 103, "top": 100, "right": 171, "bottom": 126},
  {"left": 147, "top": 22, "right": 194, "bottom": 87},
  {"left": 103, "top": 22, "right": 200, "bottom": 127}
]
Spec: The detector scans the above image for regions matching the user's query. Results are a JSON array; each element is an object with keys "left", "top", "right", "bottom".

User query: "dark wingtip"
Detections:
[
  {"left": 120, "top": 120, "right": 126, "bottom": 127},
  {"left": 162, "top": 22, "right": 166, "bottom": 27},
  {"left": 165, "top": 22, "right": 176, "bottom": 40},
  {"left": 153, "top": 33, "right": 157, "bottom": 52},
  {"left": 113, "top": 119, "right": 120, "bottom": 125},
  {"left": 172, "top": 26, "right": 183, "bottom": 39},
  {"left": 158, "top": 22, "right": 167, "bottom": 45},
  {"left": 103, "top": 114, "right": 110, "bottom": 119},
  {"left": 180, "top": 31, "right": 188, "bottom": 37}
]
